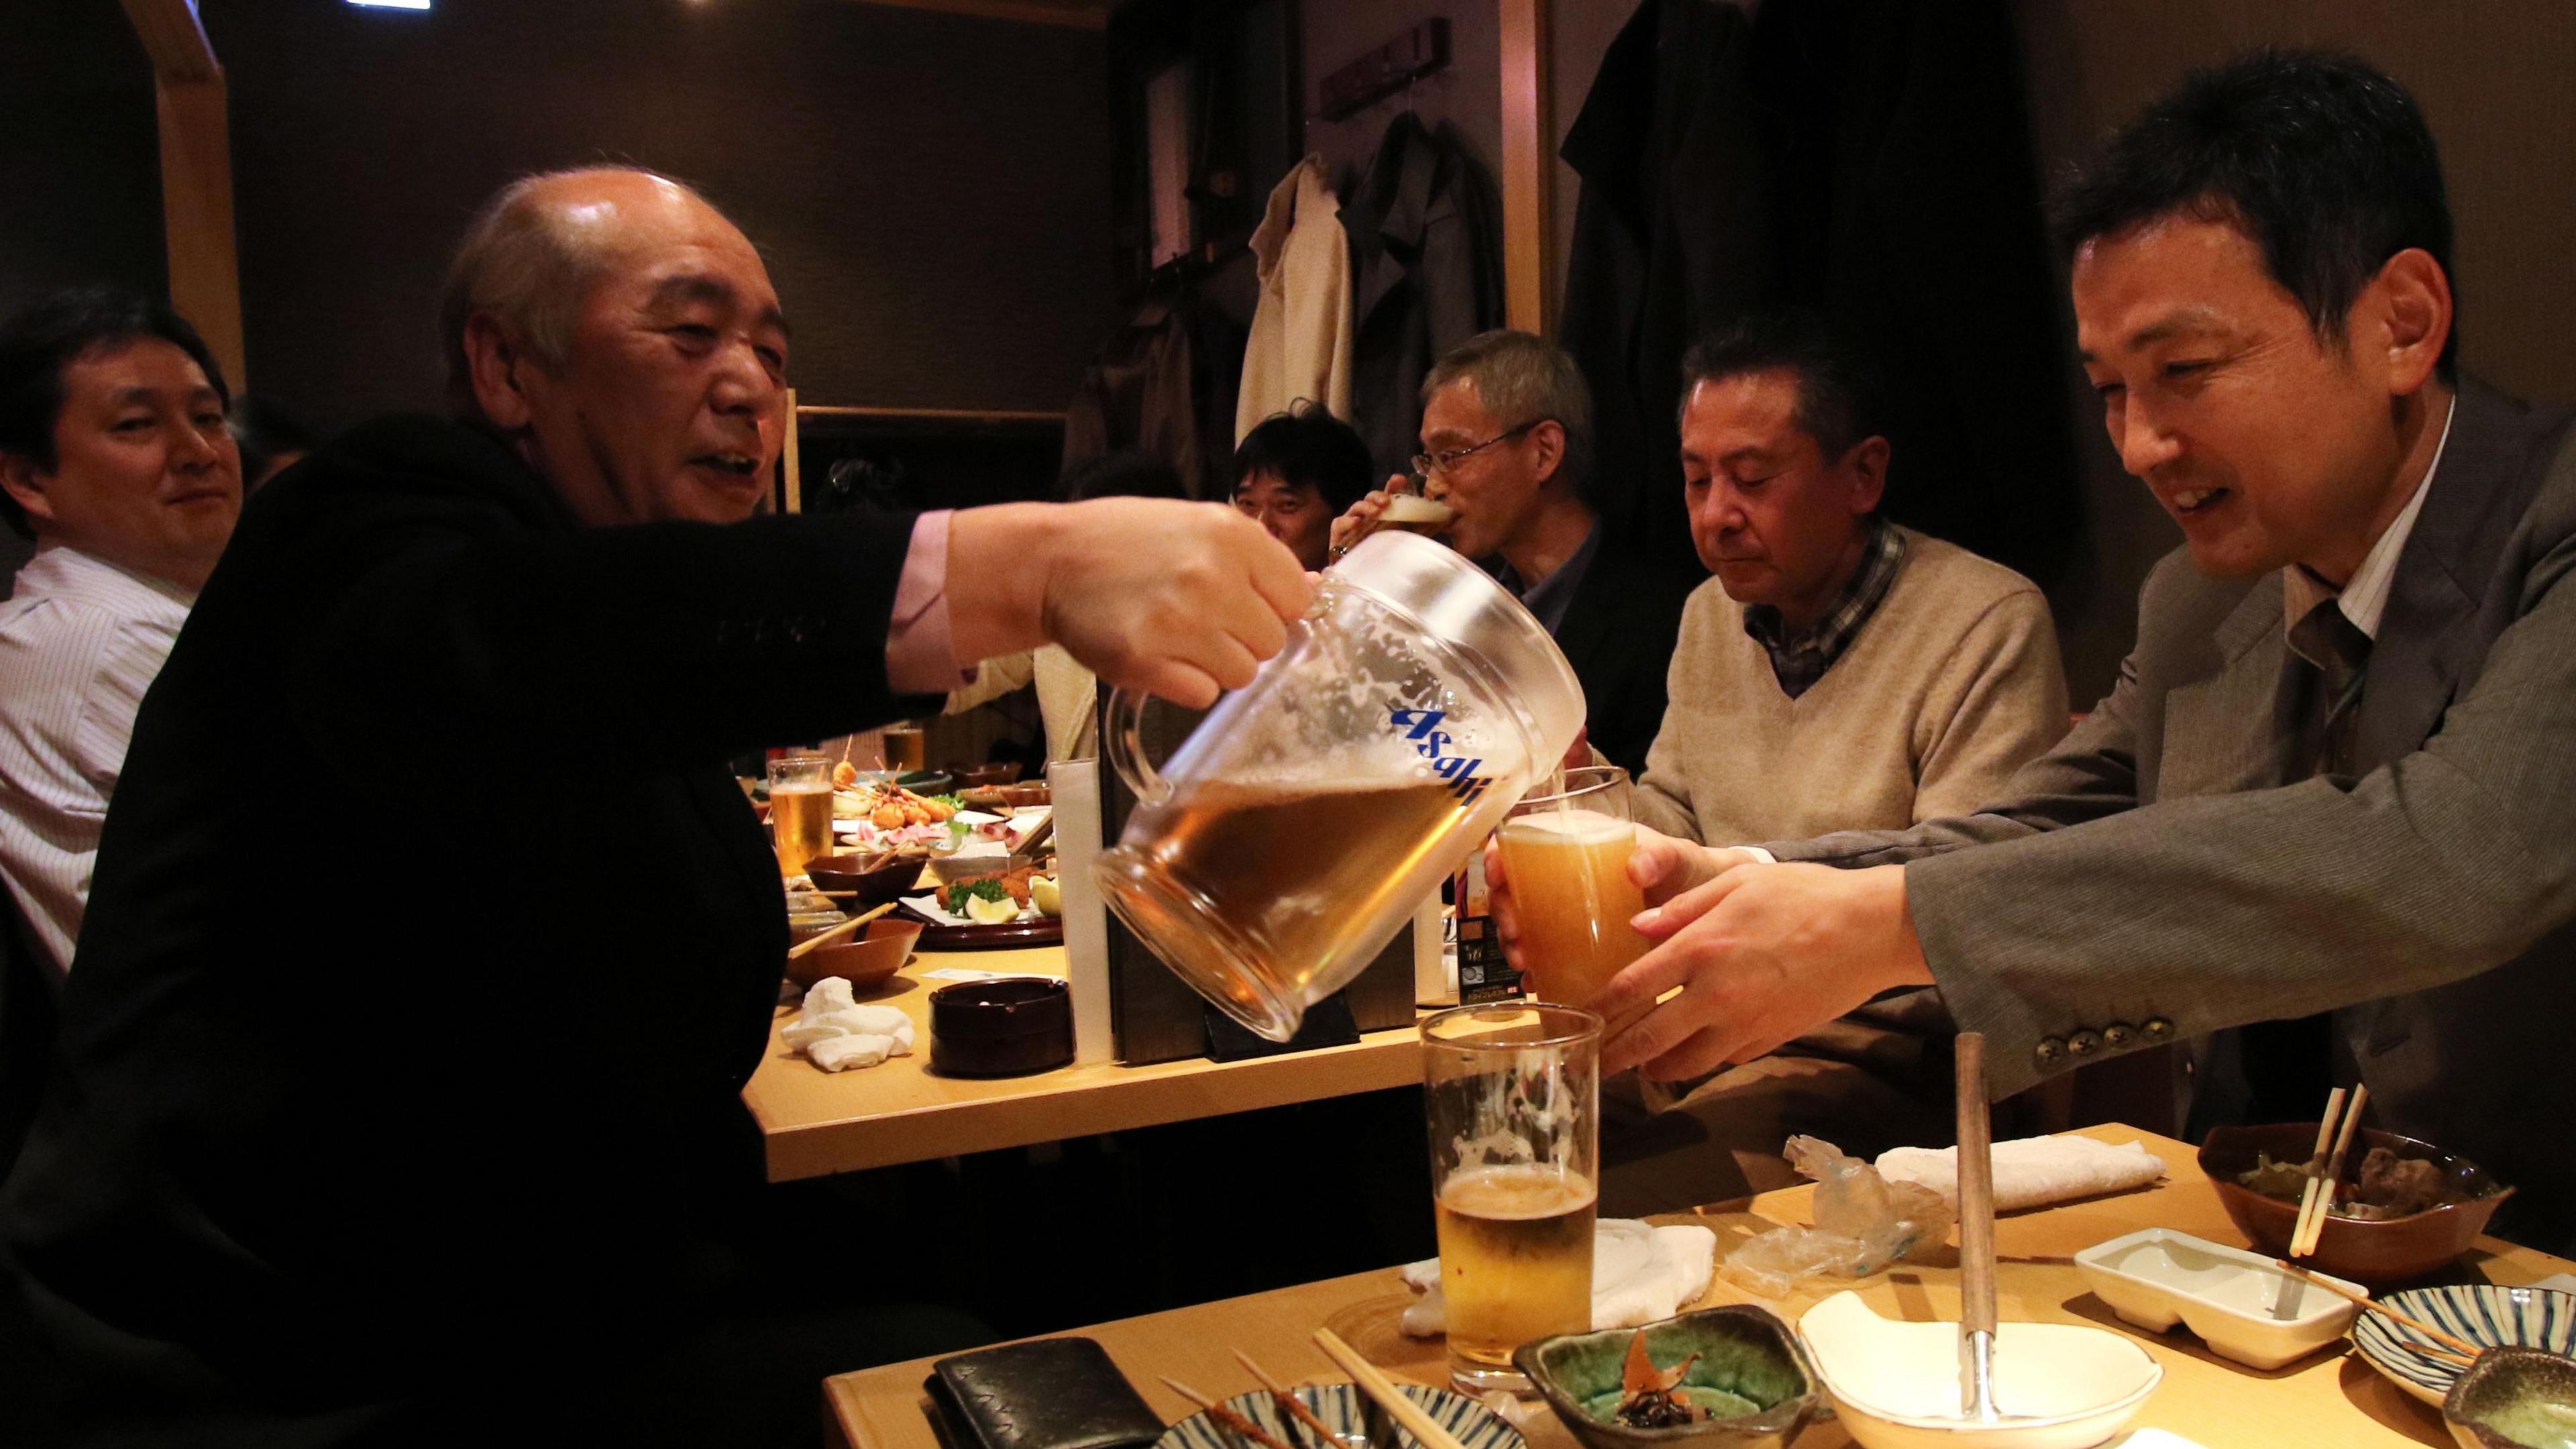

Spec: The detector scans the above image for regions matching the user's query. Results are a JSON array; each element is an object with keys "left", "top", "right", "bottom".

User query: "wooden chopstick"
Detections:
[
  {"left": 1232, "top": 1350, "right": 1358, "bottom": 1449},
  {"left": 2296, "top": 1083, "right": 2371, "bottom": 1258},
  {"left": 1311, "top": 1328, "right": 1470, "bottom": 1449},
  {"left": 2289, "top": 1087, "right": 2347, "bottom": 1260},
  {"left": 786, "top": 900, "right": 895, "bottom": 960},
  {"left": 1161, "top": 1377, "right": 1306, "bottom": 1449},
  {"left": 2271, "top": 1259, "right": 2485, "bottom": 1360}
]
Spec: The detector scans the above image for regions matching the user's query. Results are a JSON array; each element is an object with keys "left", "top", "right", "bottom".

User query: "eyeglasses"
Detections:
[{"left": 1411, "top": 420, "right": 1542, "bottom": 479}]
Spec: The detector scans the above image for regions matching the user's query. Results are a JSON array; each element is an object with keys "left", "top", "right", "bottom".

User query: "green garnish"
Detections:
[{"left": 943, "top": 879, "right": 1011, "bottom": 914}]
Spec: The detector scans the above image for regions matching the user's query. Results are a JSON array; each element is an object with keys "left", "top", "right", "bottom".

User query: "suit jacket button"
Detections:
[
  {"left": 2102, "top": 1022, "right": 2137, "bottom": 1050},
  {"left": 2067, "top": 1029, "right": 2104, "bottom": 1058},
  {"left": 2034, "top": 1036, "right": 2067, "bottom": 1067},
  {"left": 2142, "top": 1017, "right": 2176, "bottom": 1042}
]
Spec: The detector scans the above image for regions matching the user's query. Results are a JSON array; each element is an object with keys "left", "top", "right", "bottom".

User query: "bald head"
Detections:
[
  {"left": 443, "top": 166, "right": 794, "bottom": 527},
  {"left": 439, "top": 167, "right": 774, "bottom": 418}
]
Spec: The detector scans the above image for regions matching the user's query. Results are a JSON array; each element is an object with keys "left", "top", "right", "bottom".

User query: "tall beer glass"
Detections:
[
  {"left": 768, "top": 754, "right": 833, "bottom": 879},
  {"left": 1424, "top": 1004, "right": 1601, "bottom": 1394},
  {"left": 1493, "top": 767, "right": 1648, "bottom": 1014}
]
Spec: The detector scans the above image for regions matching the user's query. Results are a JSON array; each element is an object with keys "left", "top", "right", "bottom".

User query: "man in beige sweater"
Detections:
[{"left": 1603, "top": 309, "right": 2068, "bottom": 1211}]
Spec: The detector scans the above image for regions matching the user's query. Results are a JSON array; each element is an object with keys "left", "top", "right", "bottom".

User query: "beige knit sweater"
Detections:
[{"left": 1632, "top": 528, "right": 2070, "bottom": 845}]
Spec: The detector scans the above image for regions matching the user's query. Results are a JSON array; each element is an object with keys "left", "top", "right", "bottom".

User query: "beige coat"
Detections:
[{"left": 1235, "top": 156, "right": 1353, "bottom": 439}]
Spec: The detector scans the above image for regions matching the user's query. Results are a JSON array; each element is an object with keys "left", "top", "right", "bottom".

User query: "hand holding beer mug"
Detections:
[
  {"left": 1328, "top": 473, "right": 1457, "bottom": 561},
  {"left": 1493, "top": 767, "right": 1649, "bottom": 1022},
  {"left": 1424, "top": 1004, "right": 1601, "bottom": 1393},
  {"left": 767, "top": 754, "right": 833, "bottom": 878}
]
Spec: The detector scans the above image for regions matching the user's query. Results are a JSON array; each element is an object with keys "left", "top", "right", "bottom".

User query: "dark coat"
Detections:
[
  {"left": 1344, "top": 114, "right": 1503, "bottom": 481},
  {"left": 1559, "top": 0, "right": 2080, "bottom": 589},
  {"left": 1556, "top": 546, "right": 1700, "bottom": 780},
  {"left": 0, "top": 416, "right": 938, "bottom": 1444}
]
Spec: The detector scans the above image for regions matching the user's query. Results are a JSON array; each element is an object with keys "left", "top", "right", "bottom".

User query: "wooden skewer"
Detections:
[
  {"left": 786, "top": 900, "right": 896, "bottom": 960},
  {"left": 1232, "top": 1350, "right": 1358, "bottom": 1449},
  {"left": 1161, "top": 1377, "right": 1306, "bottom": 1449},
  {"left": 1311, "top": 1328, "right": 1470, "bottom": 1449},
  {"left": 2296, "top": 1083, "right": 2371, "bottom": 1258},
  {"left": 2271, "top": 1260, "right": 2486, "bottom": 1360},
  {"left": 2289, "top": 1087, "right": 2347, "bottom": 1260}
]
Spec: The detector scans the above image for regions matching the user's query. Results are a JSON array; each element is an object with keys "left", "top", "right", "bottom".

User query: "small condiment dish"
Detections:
[
  {"left": 2444, "top": 1344, "right": 2576, "bottom": 1449},
  {"left": 2073, "top": 1228, "right": 2361, "bottom": 1370},
  {"left": 784, "top": 917, "right": 924, "bottom": 992},
  {"left": 1513, "top": 1305, "right": 1821, "bottom": 1449},
  {"left": 1796, "top": 1291, "right": 2161, "bottom": 1449},
  {"left": 2353, "top": 1283, "right": 2576, "bottom": 1407}
]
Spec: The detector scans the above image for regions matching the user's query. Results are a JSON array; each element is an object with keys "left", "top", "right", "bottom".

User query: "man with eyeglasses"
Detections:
[{"left": 1330, "top": 329, "right": 1695, "bottom": 775}]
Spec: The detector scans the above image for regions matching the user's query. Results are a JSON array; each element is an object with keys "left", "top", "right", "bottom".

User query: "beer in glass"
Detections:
[
  {"left": 1423, "top": 1003, "right": 1601, "bottom": 1393},
  {"left": 1377, "top": 492, "right": 1457, "bottom": 536},
  {"left": 1494, "top": 766, "right": 1647, "bottom": 1012},
  {"left": 768, "top": 754, "right": 834, "bottom": 878},
  {"left": 882, "top": 724, "right": 928, "bottom": 773}
]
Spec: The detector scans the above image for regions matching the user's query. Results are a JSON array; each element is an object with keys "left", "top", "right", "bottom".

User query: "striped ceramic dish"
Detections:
[
  {"left": 2351, "top": 1283, "right": 2576, "bottom": 1405},
  {"left": 1155, "top": 1383, "right": 1525, "bottom": 1449}
]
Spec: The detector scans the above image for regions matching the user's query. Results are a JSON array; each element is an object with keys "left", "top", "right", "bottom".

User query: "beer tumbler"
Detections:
[
  {"left": 767, "top": 754, "right": 833, "bottom": 879},
  {"left": 1422, "top": 1003, "right": 1601, "bottom": 1393},
  {"left": 1493, "top": 766, "right": 1648, "bottom": 1014}
]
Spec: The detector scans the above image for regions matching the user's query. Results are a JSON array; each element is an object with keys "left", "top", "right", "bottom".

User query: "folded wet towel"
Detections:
[
  {"left": 1876, "top": 1135, "right": 2164, "bottom": 1212},
  {"left": 1397, "top": 1220, "right": 1718, "bottom": 1337},
  {"left": 783, "top": 977, "right": 916, "bottom": 1071}
]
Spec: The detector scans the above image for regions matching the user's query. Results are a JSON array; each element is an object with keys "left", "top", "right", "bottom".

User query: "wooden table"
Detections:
[
  {"left": 826, "top": 1124, "right": 2575, "bottom": 1449},
  {"left": 744, "top": 944, "right": 1426, "bottom": 1181}
]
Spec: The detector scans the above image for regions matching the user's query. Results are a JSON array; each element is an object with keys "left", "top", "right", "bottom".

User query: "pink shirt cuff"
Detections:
[{"left": 884, "top": 510, "right": 973, "bottom": 694}]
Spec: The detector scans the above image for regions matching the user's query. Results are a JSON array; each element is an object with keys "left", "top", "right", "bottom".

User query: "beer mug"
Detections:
[
  {"left": 1493, "top": 766, "right": 1649, "bottom": 1016},
  {"left": 1095, "top": 530, "right": 1585, "bottom": 1042}
]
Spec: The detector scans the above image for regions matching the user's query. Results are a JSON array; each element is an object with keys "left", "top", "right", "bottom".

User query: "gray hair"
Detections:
[
  {"left": 438, "top": 165, "right": 704, "bottom": 417},
  {"left": 1420, "top": 329, "right": 1595, "bottom": 505}
]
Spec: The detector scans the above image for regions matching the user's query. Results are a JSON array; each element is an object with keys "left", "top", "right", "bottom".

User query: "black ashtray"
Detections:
[{"left": 928, "top": 977, "right": 1074, "bottom": 1077}]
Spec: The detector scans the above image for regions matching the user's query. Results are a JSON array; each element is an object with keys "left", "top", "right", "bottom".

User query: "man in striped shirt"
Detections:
[{"left": 0, "top": 292, "right": 243, "bottom": 974}]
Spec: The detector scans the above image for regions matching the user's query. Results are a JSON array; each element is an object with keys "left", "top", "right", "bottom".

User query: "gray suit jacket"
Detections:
[{"left": 1772, "top": 380, "right": 2576, "bottom": 1248}]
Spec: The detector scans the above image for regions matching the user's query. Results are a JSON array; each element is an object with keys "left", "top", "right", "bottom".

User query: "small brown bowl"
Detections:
[
  {"left": 928, "top": 977, "right": 1072, "bottom": 1077},
  {"left": 800, "top": 851, "right": 924, "bottom": 911},
  {"left": 953, "top": 762, "right": 1024, "bottom": 788},
  {"left": 785, "top": 917, "right": 925, "bottom": 992},
  {"left": 2200, "top": 1124, "right": 2514, "bottom": 1286},
  {"left": 995, "top": 782, "right": 1051, "bottom": 808}
]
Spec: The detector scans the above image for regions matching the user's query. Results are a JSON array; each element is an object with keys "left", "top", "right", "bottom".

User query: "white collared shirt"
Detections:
[
  {"left": 0, "top": 544, "right": 196, "bottom": 973},
  {"left": 2282, "top": 395, "right": 2458, "bottom": 642}
]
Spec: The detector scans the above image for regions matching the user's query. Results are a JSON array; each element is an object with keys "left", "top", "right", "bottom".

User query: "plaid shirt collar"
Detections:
[{"left": 1741, "top": 517, "right": 1905, "bottom": 699}]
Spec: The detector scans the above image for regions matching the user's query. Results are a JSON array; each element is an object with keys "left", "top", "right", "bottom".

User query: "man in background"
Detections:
[
  {"left": 1232, "top": 401, "right": 1373, "bottom": 572},
  {"left": 0, "top": 290, "right": 244, "bottom": 977},
  {"left": 1332, "top": 329, "right": 1696, "bottom": 774},
  {"left": 1598, "top": 309, "right": 2065, "bottom": 1210}
]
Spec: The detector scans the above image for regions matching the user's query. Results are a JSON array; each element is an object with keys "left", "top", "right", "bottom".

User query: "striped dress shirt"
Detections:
[{"left": 0, "top": 544, "right": 195, "bottom": 973}]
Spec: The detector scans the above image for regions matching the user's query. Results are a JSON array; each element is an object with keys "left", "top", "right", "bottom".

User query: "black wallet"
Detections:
[{"left": 924, "top": 1338, "right": 1167, "bottom": 1449}]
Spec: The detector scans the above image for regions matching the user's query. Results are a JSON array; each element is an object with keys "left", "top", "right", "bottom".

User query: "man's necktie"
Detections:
[{"left": 2290, "top": 598, "right": 2374, "bottom": 777}]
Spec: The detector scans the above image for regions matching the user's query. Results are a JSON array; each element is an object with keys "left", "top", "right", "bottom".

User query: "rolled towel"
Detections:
[
  {"left": 1397, "top": 1220, "right": 1718, "bottom": 1337},
  {"left": 1876, "top": 1135, "right": 2163, "bottom": 1213},
  {"left": 784, "top": 977, "right": 916, "bottom": 1072}
]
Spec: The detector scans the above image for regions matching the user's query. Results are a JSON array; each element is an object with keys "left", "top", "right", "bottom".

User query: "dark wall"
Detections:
[
  {"left": 0, "top": 7, "right": 164, "bottom": 315},
  {"left": 205, "top": 0, "right": 1116, "bottom": 433}
]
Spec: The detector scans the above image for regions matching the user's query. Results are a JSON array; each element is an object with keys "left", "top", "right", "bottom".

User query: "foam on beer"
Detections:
[{"left": 1499, "top": 807, "right": 1630, "bottom": 844}]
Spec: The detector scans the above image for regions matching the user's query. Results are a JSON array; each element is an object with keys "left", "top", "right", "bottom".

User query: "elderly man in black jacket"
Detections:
[{"left": 0, "top": 168, "right": 1307, "bottom": 1447}]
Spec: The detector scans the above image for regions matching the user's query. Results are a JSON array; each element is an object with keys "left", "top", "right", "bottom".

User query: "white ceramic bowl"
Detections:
[
  {"left": 2073, "top": 1228, "right": 2362, "bottom": 1370},
  {"left": 1796, "top": 1291, "right": 2162, "bottom": 1449}
]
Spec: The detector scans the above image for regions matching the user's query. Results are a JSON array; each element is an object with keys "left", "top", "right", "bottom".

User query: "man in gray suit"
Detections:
[{"left": 1519, "top": 52, "right": 2576, "bottom": 1250}]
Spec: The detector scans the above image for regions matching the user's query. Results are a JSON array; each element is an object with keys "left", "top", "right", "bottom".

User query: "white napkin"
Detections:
[
  {"left": 1397, "top": 1220, "right": 1718, "bottom": 1337},
  {"left": 782, "top": 977, "right": 916, "bottom": 1072},
  {"left": 1876, "top": 1136, "right": 2164, "bottom": 1212}
]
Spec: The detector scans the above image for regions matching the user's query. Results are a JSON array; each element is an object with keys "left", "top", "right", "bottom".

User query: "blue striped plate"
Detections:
[
  {"left": 2351, "top": 1283, "right": 2576, "bottom": 1405},
  {"left": 1155, "top": 1383, "right": 1525, "bottom": 1449}
]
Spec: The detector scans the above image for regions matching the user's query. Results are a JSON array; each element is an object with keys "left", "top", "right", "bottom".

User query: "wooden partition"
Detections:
[{"left": 121, "top": 0, "right": 246, "bottom": 390}]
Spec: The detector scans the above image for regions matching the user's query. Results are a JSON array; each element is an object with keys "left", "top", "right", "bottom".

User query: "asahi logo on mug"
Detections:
[{"left": 1389, "top": 708, "right": 1491, "bottom": 808}]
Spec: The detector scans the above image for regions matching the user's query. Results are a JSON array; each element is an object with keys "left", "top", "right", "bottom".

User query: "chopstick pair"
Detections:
[
  {"left": 2288, "top": 1083, "right": 2370, "bottom": 1260},
  {"left": 1161, "top": 1353, "right": 1357, "bottom": 1449},
  {"left": 2269, "top": 1258, "right": 2482, "bottom": 1365}
]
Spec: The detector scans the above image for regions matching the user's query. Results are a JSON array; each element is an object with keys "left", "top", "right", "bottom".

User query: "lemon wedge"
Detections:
[
  {"left": 1030, "top": 875, "right": 1061, "bottom": 917},
  {"left": 965, "top": 892, "right": 1020, "bottom": 925}
]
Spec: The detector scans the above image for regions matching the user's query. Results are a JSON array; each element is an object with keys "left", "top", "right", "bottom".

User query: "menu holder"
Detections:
[{"left": 1094, "top": 695, "right": 1419, "bottom": 1065}]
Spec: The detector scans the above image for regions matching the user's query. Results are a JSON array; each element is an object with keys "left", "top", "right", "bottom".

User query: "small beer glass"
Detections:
[
  {"left": 1422, "top": 1003, "right": 1601, "bottom": 1394},
  {"left": 1493, "top": 766, "right": 1647, "bottom": 1014},
  {"left": 767, "top": 754, "right": 834, "bottom": 879}
]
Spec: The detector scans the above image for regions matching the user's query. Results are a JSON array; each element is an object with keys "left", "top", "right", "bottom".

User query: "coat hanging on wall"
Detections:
[
  {"left": 1063, "top": 268, "right": 1248, "bottom": 502},
  {"left": 1235, "top": 155, "right": 1355, "bottom": 439},
  {"left": 1343, "top": 113, "right": 1503, "bottom": 481}
]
